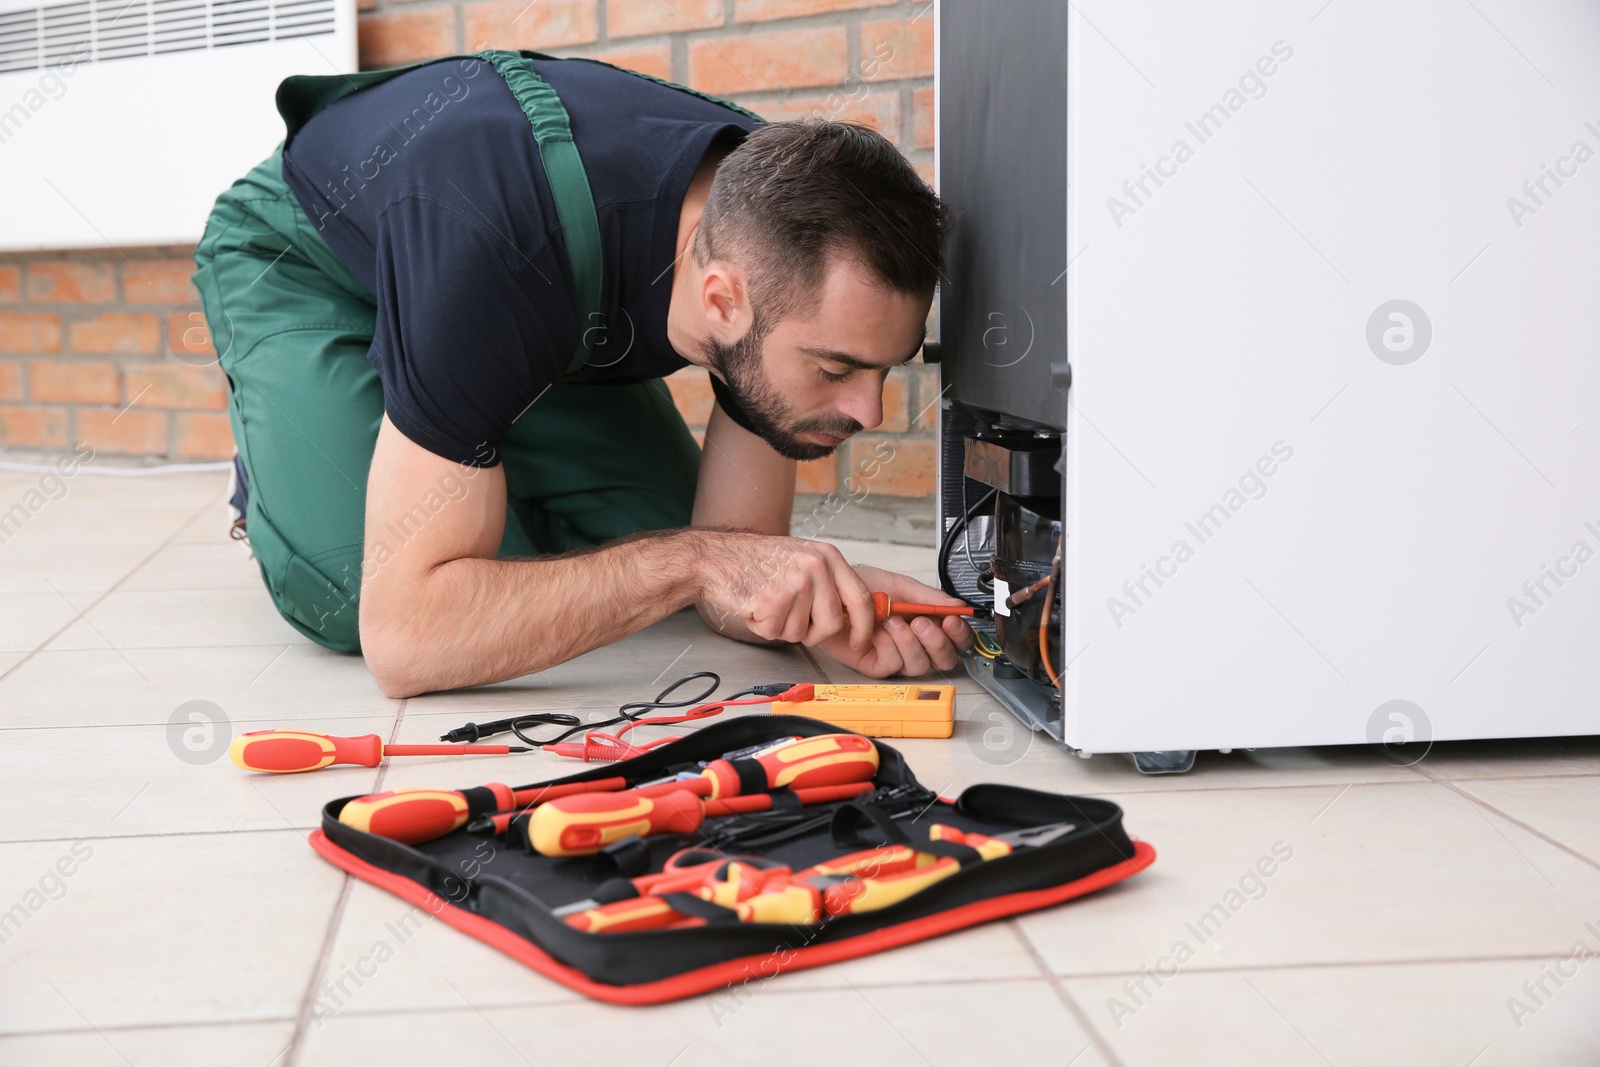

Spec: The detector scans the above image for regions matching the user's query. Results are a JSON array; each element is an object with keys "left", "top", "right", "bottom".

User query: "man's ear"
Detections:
[{"left": 700, "top": 263, "right": 751, "bottom": 338}]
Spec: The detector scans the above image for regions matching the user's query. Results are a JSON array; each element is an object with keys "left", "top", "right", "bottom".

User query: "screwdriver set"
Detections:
[{"left": 307, "top": 715, "right": 1155, "bottom": 1004}]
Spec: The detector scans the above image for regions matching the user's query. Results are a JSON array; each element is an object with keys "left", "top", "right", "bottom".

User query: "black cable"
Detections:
[
  {"left": 938, "top": 485, "right": 998, "bottom": 605},
  {"left": 960, "top": 477, "right": 989, "bottom": 590},
  {"left": 438, "top": 671, "right": 722, "bottom": 747},
  {"left": 611, "top": 671, "right": 720, "bottom": 723},
  {"left": 438, "top": 712, "right": 579, "bottom": 744},
  {"left": 510, "top": 671, "right": 722, "bottom": 748},
  {"left": 723, "top": 682, "right": 805, "bottom": 701}
]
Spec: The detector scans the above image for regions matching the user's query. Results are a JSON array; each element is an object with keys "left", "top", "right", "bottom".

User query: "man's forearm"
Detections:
[{"left": 362, "top": 529, "right": 705, "bottom": 697}]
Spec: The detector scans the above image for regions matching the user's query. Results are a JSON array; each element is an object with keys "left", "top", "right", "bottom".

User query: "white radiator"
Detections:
[{"left": 0, "top": 0, "right": 355, "bottom": 251}]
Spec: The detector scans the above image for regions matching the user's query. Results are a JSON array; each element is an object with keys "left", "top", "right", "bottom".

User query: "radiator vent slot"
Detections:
[{"left": 0, "top": 0, "right": 333, "bottom": 74}]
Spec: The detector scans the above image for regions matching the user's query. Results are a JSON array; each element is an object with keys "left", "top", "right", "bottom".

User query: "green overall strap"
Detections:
[{"left": 478, "top": 49, "right": 604, "bottom": 380}]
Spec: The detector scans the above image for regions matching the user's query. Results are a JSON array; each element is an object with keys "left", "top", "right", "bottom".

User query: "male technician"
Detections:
[{"left": 194, "top": 52, "right": 970, "bottom": 698}]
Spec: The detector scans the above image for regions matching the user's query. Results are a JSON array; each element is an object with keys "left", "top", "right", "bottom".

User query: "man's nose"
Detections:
[{"left": 836, "top": 377, "right": 884, "bottom": 431}]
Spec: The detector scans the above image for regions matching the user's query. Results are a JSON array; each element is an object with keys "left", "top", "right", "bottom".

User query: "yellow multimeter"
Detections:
[{"left": 770, "top": 684, "right": 957, "bottom": 739}]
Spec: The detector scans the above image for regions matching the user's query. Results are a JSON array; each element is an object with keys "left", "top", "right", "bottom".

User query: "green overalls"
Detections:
[{"left": 192, "top": 51, "right": 755, "bottom": 653}]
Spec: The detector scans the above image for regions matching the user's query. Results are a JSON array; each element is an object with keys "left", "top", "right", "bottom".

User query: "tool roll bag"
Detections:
[{"left": 309, "top": 714, "right": 1156, "bottom": 1005}]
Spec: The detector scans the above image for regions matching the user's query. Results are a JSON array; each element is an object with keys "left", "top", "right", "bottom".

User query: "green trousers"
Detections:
[{"left": 191, "top": 147, "right": 702, "bottom": 652}]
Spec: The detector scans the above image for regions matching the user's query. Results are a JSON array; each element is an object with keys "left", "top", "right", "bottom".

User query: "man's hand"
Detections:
[
  {"left": 813, "top": 565, "right": 973, "bottom": 678},
  {"left": 692, "top": 396, "right": 888, "bottom": 651},
  {"left": 695, "top": 530, "right": 878, "bottom": 650},
  {"left": 694, "top": 540, "right": 972, "bottom": 678},
  {"left": 687, "top": 391, "right": 970, "bottom": 678}
]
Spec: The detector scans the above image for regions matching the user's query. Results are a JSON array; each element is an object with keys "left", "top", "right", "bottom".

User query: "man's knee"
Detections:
[
  {"left": 292, "top": 582, "right": 362, "bottom": 653},
  {"left": 253, "top": 529, "right": 364, "bottom": 653},
  {"left": 275, "top": 579, "right": 362, "bottom": 653}
]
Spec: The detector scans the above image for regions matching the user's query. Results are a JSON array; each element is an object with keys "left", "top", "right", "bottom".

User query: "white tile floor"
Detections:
[{"left": 2, "top": 470, "right": 1599, "bottom": 1066}]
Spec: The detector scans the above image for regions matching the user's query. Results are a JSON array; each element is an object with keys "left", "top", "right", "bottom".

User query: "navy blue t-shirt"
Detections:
[{"left": 281, "top": 56, "right": 762, "bottom": 466}]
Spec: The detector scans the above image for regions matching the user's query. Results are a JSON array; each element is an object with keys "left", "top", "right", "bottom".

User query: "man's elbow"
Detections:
[{"left": 360, "top": 604, "right": 431, "bottom": 698}]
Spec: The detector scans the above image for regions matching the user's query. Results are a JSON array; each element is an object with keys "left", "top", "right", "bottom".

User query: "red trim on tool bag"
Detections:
[{"left": 308, "top": 829, "right": 1156, "bottom": 1006}]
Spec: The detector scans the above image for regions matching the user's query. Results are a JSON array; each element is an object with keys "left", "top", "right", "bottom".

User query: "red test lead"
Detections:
[{"left": 543, "top": 684, "right": 816, "bottom": 762}]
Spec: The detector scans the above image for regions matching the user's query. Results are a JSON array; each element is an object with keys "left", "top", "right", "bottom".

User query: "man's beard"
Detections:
[{"left": 704, "top": 324, "right": 862, "bottom": 462}]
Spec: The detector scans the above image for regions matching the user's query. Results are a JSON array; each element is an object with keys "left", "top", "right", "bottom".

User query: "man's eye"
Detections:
[{"left": 818, "top": 367, "right": 851, "bottom": 383}]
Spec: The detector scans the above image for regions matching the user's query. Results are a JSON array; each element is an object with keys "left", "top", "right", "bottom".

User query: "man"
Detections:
[{"left": 194, "top": 50, "right": 971, "bottom": 698}]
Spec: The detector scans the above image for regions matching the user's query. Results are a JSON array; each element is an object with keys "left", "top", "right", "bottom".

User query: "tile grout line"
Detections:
[
  {"left": 1057, "top": 765, "right": 1592, "bottom": 798},
  {"left": 383, "top": 697, "right": 411, "bottom": 758},
  {"left": 225, "top": 974, "right": 1057, "bottom": 1027},
  {"left": 0, "top": 715, "right": 400, "bottom": 734},
  {"left": 1, "top": 827, "right": 321, "bottom": 846},
  {"left": 101, "top": 584, "right": 269, "bottom": 594},
  {"left": 1418, "top": 766, "right": 1600, "bottom": 875},
  {"left": 1428, "top": 770, "right": 1600, "bottom": 783},
  {"left": 2, "top": 716, "right": 1594, "bottom": 787},
  {"left": 797, "top": 643, "right": 834, "bottom": 683},
  {"left": 281, "top": 697, "right": 408, "bottom": 1066},
  {"left": 1006, "top": 919, "right": 1127, "bottom": 1067},
  {"left": 0, "top": 708, "right": 537, "bottom": 732},
  {"left": 1076, "top": 777, "right": 1440, "bottom": 799},
  {"left": 0, "top": 641, "right": 314, "bottom": 656},
  {"left": 280, "top": 876, "right": 355, "bottom": 1067},
  {"left": 2, "top": 952, "right": 1590, "bottom": 1039},
  {"left": 0, "top": 489, "right": 229, "bottom": 686},
  {"left": 1048, "top": 951, "right": 1592, "bottom": 979},
  {"left": 2, "top": 974, "right": 1054, "bottom": 1039},
  {"left": 0, "top": 1015, "right": 300, "bottom": 1041}
]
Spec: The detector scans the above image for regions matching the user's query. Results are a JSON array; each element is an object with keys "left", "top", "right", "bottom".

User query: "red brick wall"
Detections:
[
  {"left": 0, "top": 0, "right": 937, "bottom": 500},
  {"left": 0, "top": 253, "right": 232, "bottom": 460}
]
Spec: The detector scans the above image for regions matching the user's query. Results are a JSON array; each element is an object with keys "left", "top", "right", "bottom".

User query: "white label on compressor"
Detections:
[{"left": 992, "top": 577, "right": 1011, "bottom": 616}]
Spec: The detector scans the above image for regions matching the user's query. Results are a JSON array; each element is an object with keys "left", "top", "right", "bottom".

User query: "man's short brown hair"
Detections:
[{"left": 694, "top": 119, "right": 949, "bottom": 327}]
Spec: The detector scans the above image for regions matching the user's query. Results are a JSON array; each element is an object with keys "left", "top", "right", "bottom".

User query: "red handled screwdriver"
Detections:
[
  {"left": 466, "top": 733, "right": 876, "bottom": 836},
  {"left": 527, "top": 781, "right": 875, "bottom": 857},
  {"left": 870, "top": 591, "right": 975, "bottom": 622},
  {"left": 337, "top": 777, "right": 629, "bottom": 844},
  {"left": 645, "top": 732, "right": 878, "bottom": 801},
  {"left": 229, "top": 729, "right": 533, "bottom": 775}
]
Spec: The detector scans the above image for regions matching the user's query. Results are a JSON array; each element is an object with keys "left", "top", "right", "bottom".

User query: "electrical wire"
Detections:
[
  {"left": 436, "top": 711, "right": 581, "bottom": 743},
  {"left": 439, "top": 672, "right": 722, "bottom": 747},
  {"left": 938, "top": 486, "right": 998, "bottom": 606},
  {"left": 723, "top": 684, "right": 797, "bottom": 702},
  {"left": 959, "top": 475, "right": 990, "bottom": 591},
  {"left": 513, "top": 671, "right": 723, "bottom": 748},
  {"left": 439, "top": 675, "right": 811, "bottom": 762},
  {"left": 971, "top": 631, "right": 1003, "bottom": 659},
  {"left": 1039, "top": 534, "right": 1062, "bottom": 687}
]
